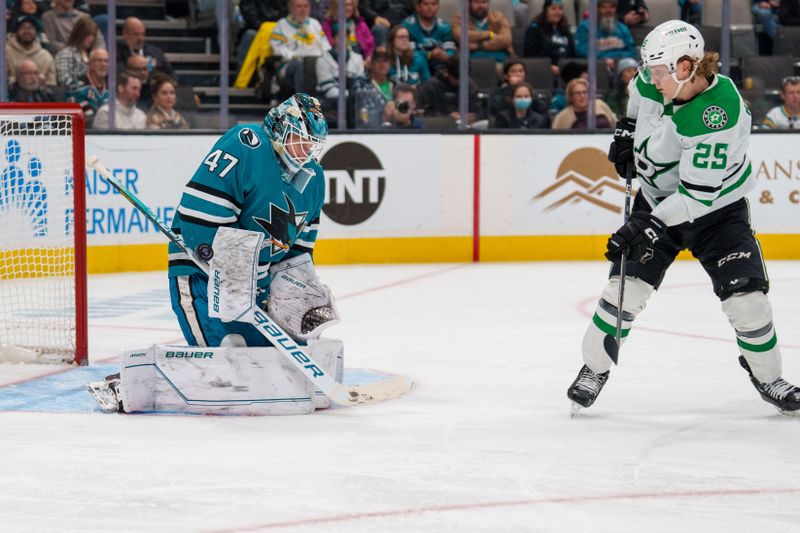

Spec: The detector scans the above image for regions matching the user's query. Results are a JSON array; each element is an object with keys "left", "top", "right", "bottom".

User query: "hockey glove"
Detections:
[
  {"left": 607, "top": 117, "right": 636, "bottom": 178},
  {"left": 605, "top": 212, "right": 666, "bottom": 262}
]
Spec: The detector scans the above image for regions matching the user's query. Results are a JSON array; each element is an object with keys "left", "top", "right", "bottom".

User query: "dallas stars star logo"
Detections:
[
  {"left": 252, "top": 193, "right": 308, "bottom": 256},
  {"left": 634, "top": 137, "right": 678, "bottom": 187},
  {"left": 703, "top": 105, "right": 728, "bottom": 130}
]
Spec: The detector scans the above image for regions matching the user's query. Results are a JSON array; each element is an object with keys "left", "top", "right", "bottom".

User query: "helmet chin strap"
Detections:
[{"left": 668, "top": 64, "right": 698, "bottom": 101}]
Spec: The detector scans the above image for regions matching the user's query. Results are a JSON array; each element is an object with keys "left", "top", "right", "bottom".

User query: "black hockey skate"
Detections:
[
  {"left": 567, "top": 365, "right": 609, "bottom": 411},
  {"left": 86, "top": 373, "right": 123, "bottom": 413},
  {"left": 739, "top": 356, "right": 800, "bottom": 416}
]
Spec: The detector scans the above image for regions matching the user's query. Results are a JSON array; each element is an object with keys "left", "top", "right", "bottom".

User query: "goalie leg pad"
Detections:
[
  {"left": 268, "top": 253, "right": 341, "bottom": 341},
  {"left": 722, "top": 291, "right": 781, "bottom": 383},
  {"left": 118, "top": 344, "right": 325, "bottom": 415},
  {"left": 309, "top": 338, "right": 344, "bottom": 410},
  {"left": 582, "top": 276, "right": 654, "bottom": 372}
]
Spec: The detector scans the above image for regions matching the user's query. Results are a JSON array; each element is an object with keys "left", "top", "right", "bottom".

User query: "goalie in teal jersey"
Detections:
[{"left": 167, "top": 93, "right": 340, "bottom": 349}]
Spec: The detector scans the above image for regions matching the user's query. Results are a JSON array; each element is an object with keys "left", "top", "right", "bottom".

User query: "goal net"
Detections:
[{"left": 0, "top": 104, "right": 87, "bottom": 365}]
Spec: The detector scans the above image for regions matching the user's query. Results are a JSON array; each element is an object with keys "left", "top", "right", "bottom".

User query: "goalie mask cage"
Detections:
[{"left": 0, "top": 103, "right": 87, "bottom": 365}]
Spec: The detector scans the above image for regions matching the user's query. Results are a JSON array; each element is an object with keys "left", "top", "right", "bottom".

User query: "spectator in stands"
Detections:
[
  {"left": 617, "top": 0, "right": 649, "bottom": 27},
  {"left": 146, "top": 75, "right": 190, "bottom": 130},
  {"left": 524, "top": 0, "right": 575, "bottom": 77},
  {"left": 93, "top": 72, "right": 147, "bottom": 130},
  {"left": 452, "top": 0, "right": 515, "bottom": 64},
  {"left": 779, "top": 0, "right": 800, "bottom": 23},
  {"left": 119, "top": 17, "right": 174, "bottom": 78},
  {"left": 7, "top": 0, "right": 50, "bottom": 52},
  {"left": 387, "top": 25, "right": 431, "bottom": 85},
  {"left": 403, "top": 0, "right": 456, "bottom": 73},
  {"left": 552, "top": 77, "right": 616, "bottom": 129},
  {"left": 679, "top": 0, "right": 703, "bottom": 26},
  {"left": 493, "top": 82, "right": 549, "bottom": 128},
  {"left": 382, "top": 83, "right": 424, "bottom": 127},
  {"left": 236, "top": 0, "right": 289, "bottom": 68},
  {"left": 359, "top": 0, "right": 416, "bottom": 47},
  {"left": 575, "top": 0, "right": 636, "bottom": 71},
  {"left": 8, "top": 59, "right": 55, "bottom": 102},
  {"left": 604, "top": 56, "right": 637, "bottom": 117},
  {"left": 752, "top": 0, "right": 780, "bottom": 50},
  {"left": 418, "top": 56, "right": 479, "bottom": 121},
  {"left": 42, "top": 0, "right": 106, "bottom": 53},
  {"left": 6, "top": 15, "right": 56, "bottom": 86},
  {"left": 489, "top": 60, "right": 525, "bottom": 118},
  {"left": 352, "top": 48, "right": 393, "bottom": 128},
  {"left": 323, "top": 0, "right": 374, "bottom": 60},
  {"left": 270, "top": 0, "right": 331, "bottom": 95},
  {"left": 65, "top": 48, "right": 109, "bottom": 127},
  {"left": 762, "top": 76, "right": 800, "bottom": 128},
  {"left": 550, "top": 60, "right": 587, "bottom": 114},
  {"left": 54, "top": 16, "right": 98, "bottom": 88},
  {"left": 126, "top": 55, "right": 152, "bottom": 110},
  {"left": 316, "top": 44, "right": 366, "bottom": 102}
]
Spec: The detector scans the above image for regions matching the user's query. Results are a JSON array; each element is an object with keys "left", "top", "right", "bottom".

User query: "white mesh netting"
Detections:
[{"left": 0, "top": 113, "right": 79, "bottom": 363}]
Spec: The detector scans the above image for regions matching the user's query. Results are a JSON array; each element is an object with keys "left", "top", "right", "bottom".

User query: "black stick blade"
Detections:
[{"left": 603, "top": 334, "right": 619, "bottom": 365}]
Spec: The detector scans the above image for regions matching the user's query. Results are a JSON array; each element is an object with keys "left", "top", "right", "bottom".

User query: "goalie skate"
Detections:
[
  {"left": 739, "top": 356, "right": 800, "bottom": 417},
  {"left": 567, "top": 365, "right": 609, "bottom": 413},
  {"left": 87, "top": 373, "right": 123, "bottom": 413}
]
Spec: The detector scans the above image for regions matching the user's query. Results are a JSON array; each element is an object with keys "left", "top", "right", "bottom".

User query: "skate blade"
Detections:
[
  {"left": 569, "top": 401, "right": 583, "bottom": 417},
  {"left": 86, "top": 381, "right": 120, "bottom": 413},
  {"left": 778, "top": 408, "right": 800, "bottom": 418}
]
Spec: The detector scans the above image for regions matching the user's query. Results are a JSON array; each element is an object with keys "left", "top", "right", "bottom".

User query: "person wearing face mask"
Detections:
[
  {"left": 567, "top": 21, "right": 800, "bottom": 418},
  {"left": 492, "top": 82, "right": 549, "bottom": 128}
]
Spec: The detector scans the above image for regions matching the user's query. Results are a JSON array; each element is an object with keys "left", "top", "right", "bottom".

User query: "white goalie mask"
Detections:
[{"left": 639, "top": 20, "right": 705, "bottom": 100}]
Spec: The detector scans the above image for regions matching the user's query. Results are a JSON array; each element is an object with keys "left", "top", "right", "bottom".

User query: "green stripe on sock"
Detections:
[
  {"left": 737, "top": 332, "right": 778, "bottom": 353},
  {"left": 593, "top": 313, "right": 630, "bottom": 338}
]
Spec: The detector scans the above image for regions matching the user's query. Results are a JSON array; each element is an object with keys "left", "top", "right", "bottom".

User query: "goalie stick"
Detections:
[{"left": 87, "top": 155, "right": 411, "bottom": 406}]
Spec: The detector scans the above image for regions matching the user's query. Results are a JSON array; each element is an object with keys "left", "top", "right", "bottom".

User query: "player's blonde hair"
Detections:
[{"left": 681, "top": 51, "right": 720, "bottom": 80}]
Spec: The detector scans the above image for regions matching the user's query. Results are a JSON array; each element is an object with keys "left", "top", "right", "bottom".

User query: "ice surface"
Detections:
[{"left": 1, "top": 261, "right": 799, "bottom": 532}]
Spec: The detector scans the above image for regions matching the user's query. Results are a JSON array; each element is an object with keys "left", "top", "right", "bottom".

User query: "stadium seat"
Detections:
[
  {"left": 702, "top": 0, "right": 753, "bottom": 27},
  {"left": 741, "top": 55, "right": 797, "bottom": 90},
  {"left": 645, "top": 2, "right": 681, "bottom": 26},
  {"left": 777, "top": 26, "right": 800, "bottom": 56},
  {"left": 470, "top": 58, "right": 501, "bottom": 91},
  {"left": 520, "top": 57, "right": 555, "bottom": 89}
]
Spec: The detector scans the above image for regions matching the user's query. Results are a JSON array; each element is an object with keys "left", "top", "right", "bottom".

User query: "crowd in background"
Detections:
[
  {"left": 4, "top": 0, "right": 187, "bottom": 129},
  {"left": 5, "top": 0, "right": 800, "bottom": 130}
]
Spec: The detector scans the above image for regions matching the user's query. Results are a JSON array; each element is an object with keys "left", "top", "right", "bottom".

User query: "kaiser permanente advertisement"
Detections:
[{"left": 83, "top": 132, "right": 799, "bottom": 271}]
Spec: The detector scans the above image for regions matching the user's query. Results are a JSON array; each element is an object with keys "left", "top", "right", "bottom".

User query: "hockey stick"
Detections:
[
  {"left": 87, "top": 156, "right": 411, "bottom": 406},
  {"left": 603, "top": 161, "right": 634, "bottom": 365}
]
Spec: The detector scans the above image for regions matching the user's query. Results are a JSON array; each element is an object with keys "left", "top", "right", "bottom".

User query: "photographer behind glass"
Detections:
[{"left": 382, "top": 84, "right": 424, "bottom": 129}]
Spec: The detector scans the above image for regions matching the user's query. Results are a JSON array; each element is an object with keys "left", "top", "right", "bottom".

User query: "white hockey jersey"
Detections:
[{"left": 626, "top": 74, "right": 754, "bottom": 226}]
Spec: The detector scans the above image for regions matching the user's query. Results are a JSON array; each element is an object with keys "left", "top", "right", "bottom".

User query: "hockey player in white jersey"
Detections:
[{"left": 567, "top": 20, "right": 800, "bottom": 416}]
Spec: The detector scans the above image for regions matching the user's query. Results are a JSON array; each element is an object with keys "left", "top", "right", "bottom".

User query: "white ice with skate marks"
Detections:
[{"left": 1, "top": 261, "right": 799, "bottom": 532}]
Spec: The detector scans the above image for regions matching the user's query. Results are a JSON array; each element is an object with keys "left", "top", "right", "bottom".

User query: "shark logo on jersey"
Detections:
[
  {"left": 703, "top": 106, "right": 728, "bottom": 130},
  {"left": 634, "top": 137, "right": 678, "bottom": 187},
  {"left": 238, "top": 128, "right": 261, "bottom": 149},
  {"left": 252, "top": 193, "right": 308, "bottom": 256}
]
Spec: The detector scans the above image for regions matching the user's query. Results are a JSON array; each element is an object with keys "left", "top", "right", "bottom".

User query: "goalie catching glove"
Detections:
[{"left": 267, "top": 253, "right": 340, "bottom": 341}]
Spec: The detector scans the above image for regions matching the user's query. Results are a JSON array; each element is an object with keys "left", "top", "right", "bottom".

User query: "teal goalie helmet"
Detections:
[{"left": 263, "top": 93, "right": 328, "bottom": 187}]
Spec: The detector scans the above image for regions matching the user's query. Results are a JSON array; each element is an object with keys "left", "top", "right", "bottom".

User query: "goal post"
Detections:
[{"left": 0, "top": 103, "right": 87, "bottom": 365}]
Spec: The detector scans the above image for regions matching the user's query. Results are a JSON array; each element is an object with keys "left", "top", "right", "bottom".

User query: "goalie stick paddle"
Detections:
[
  {"left": 87, "top": 155, "right": 411, "bottom": 406},
  {"left": 603, "top": 160, "right": 634, "bottom": 365}
]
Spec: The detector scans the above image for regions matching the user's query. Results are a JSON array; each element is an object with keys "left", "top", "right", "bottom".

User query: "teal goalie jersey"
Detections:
[
  {"left": 626, "top": 74, "right": 754, "bottom": 226},
  {"left": 167, "top": 124, "right": 325, "bottom": 304}
]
